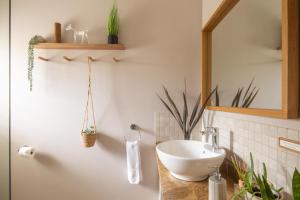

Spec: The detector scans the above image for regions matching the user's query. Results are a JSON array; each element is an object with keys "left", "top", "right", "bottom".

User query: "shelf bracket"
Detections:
[
  {"left": 38, "top": 56, "right": 50, "bottom": 61},
  {"left": 63, "top": 56, "right": 74, "bottom": 62}
]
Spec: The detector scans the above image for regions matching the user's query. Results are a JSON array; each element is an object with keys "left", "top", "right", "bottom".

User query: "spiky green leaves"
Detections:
[
  {"left": 231, "top": 79, "right": 259, "bottom": 108},
  {"left": 157, "top": 85, "right": 216, "bottom": 140},
  {"left": 107, "top": 3, "right": 119, "bottom": 36}
]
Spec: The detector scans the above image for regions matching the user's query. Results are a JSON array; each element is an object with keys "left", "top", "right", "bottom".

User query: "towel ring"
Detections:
[{"left": 124, "top": 124, "right": 141, "bottom": 142}]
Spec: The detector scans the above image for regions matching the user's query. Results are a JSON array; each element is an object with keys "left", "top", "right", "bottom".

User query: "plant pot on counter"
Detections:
[
  {"left": 81, "top": 133, "right": 97, "bottom": 148},
  {"left": 246, "top": 191, "right": 283, "bottom": 200},
  {"left": 108, "top": 35, "right": 118, "bottom": 44}
]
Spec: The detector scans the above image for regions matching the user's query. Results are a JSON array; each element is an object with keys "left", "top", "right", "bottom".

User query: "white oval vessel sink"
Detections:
[{"left": 156, "top": 140, "right": 225, "bottom": 181}]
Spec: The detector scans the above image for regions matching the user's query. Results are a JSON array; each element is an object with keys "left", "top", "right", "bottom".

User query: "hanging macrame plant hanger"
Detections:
[{"left": 81, "top": 58, "right": 97, "bottom": 148}]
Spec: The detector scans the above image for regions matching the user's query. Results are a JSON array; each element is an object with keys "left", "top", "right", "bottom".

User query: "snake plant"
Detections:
[
  {"left": 293, "top": 168, "right": 300, "bottom": 199},
  {"left": 157, "top": 85, "right": 216, "bottom": 140}
]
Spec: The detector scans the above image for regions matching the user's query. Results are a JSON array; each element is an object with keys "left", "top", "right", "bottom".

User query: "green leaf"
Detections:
[
  {"left": 263, "top": 175, "right": 275, "bottom": 200},
  {"left": 242, "top": 78, "right": 254, "bottom": 102},
  {"left": 293, "top": 168, "right": 300, "bottom": 200},
  {"left": 182, "top": 92, "right": 188, "bottom": 133},
  {"left": 189, "top": 94, "right": 201, "bottom": 126},
  {"left": 263, "top": 163, "right": 267, "bottom": 179},
  {"left": 157, "top": 94, "right": 184, "bottom": 132},
  {"left": 244, "top": 88, "right": 259, "bottom": 108},
  {"left": 189, "top": 87, "right": 217, "bottom": 134},
  {"left": 215, "top": 86, "right": 219, "bottom": 106}
]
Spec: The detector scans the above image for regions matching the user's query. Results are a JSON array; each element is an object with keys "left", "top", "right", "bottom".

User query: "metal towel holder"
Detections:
[{"left": 124, "top": 124, "right": 141, "bottom": 142}]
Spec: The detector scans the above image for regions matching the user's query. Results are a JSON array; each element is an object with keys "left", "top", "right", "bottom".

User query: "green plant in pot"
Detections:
[
  {"left": 107, "top": 3, "right": 119, "bottom": 44},
  {"left": 157, "top": 85, "right": 216, "bottom": 140},
  {"left": 233, "top": 153, "right": 283, "bottom": 200},
  {"left": 231, "top": 154, "right": 247, "bottom": 189},
  {"left": 28, "top": 35, "right": 46, "bottom": 91},
  {"left": 293, "top": 168, "right": 300, "bottom": 199}
]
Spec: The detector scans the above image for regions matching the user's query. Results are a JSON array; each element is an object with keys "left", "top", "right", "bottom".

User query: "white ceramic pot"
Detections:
[{"left": 246, "top": 192, "right": 283, "bottom": 200}]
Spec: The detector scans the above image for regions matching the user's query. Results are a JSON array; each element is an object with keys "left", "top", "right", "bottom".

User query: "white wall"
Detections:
[
  {"left": 0, "top": 0, "right": 10, "bottom": 199},
  {"left": 11, "top": 0, "right": 202, "bottom": 199}
]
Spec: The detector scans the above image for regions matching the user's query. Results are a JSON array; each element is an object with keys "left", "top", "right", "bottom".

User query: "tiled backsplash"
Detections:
[
  {"left": 155, "top": 110, "right": 300, "bottom": 198},
  {"left": 154, "top": 112, "right": 201, "bottom": 142}
]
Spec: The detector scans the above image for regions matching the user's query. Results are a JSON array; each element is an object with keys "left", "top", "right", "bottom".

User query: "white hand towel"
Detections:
[{"left": 126, "top": 140, "right": 142, "bottom": 184}]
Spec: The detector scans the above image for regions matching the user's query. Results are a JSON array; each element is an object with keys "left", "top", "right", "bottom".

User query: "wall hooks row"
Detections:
[{"left": 38, "top": 56, "right": 121, "bottom": 63}]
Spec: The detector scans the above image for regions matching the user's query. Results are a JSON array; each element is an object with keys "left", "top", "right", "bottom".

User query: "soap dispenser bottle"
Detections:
[{"left": 209, "top": 168, "right": 227, "bottom": 200}]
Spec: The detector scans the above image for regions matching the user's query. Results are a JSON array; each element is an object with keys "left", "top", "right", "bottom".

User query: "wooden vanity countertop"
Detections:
[{"left": 157, "top": 158, "right": 234, "bottom": 200}]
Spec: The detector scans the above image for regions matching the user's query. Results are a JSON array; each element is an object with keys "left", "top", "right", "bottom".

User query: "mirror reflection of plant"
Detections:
[
  {"left": 231, "top": 79, "right": 259, "bottom": 108},
  {"left": 215, "top": 86, "right": 220, "bottom": 106},
  {"left": 157, "top": 84, "right": 217, "bottom": 140},
  {"left": 28, "top": 35, "right": 46, "bottom": 91}
]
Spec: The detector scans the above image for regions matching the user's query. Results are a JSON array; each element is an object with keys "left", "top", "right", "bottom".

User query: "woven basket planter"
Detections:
[{"left": 81, "top": 133, "right": 97, "bottom": 148}]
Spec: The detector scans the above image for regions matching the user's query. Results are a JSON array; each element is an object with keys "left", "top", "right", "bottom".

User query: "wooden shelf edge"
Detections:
[{"left": 34, "top": 43, "right": 126, "bottom": 50}]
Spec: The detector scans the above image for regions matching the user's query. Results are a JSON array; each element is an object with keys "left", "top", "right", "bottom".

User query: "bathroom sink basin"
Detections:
[{"left": 156, "top": 140, "right": 225, "bottom": 181}]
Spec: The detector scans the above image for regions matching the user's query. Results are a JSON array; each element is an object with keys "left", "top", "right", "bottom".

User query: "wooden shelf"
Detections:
[{"left": 34, "top": 43, "right": 125, "bottom": 50}]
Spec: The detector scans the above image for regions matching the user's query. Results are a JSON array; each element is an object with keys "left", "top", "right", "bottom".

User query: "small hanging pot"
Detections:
[
  {"left": 81, "top": 132, "right": 97, "bottom": 148},
  {"left": 81, "top": 57, "right": 97, "bottom": 148}
]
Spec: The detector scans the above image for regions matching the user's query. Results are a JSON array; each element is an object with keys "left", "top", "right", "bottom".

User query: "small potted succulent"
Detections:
[
  {"left": 233, "top": 153, "right": 283, "bottom": 200},
  {"left": 81, "top": 126, "right": 96, "bottom": 148},
  {"left": 107, "top": 3, "right": 119, "bottom": 44},
  {"left": 231, "top": 155, "right": 247, "bottom": 189}
]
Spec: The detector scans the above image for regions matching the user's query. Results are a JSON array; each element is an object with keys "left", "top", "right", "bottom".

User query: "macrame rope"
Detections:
[{"left": 82, "top": 58, "right": 96, "bottom": 132}]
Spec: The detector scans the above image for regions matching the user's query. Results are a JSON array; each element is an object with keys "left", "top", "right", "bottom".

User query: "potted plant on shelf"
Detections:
[
  {"left": 233, "top": 153, "right": 283, "bottom": 200},
  {"left": 28, "top": 35, "right": 46, "bottom": 91},
  {"left": 81, "top": 126, "right": 97, "bottom": 148},
  {"left": 157, "top": 84, "right": 216, "bottom": 140},
  {"left": 107, "top": 3, "right": 119, "bottom": 44}
]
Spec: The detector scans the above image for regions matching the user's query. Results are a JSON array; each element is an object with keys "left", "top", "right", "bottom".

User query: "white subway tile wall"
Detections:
[
  {"left": 205, "top": 110, "right": 300, "bottom": 197},
  {"left": 154, "top": 112, "right": 201, "bottom": 142}
]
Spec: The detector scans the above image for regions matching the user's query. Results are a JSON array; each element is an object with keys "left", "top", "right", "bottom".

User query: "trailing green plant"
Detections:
[
  {"left": 28, "top": 35, "right": 45, "bottom": 91},
  {"left": 232, "top": 153, "right": 283, "bottom": 200},
  {"left": 293, "top": 168, "right": 300, "bottom": 200},
  {"left": 107, "top": 3, "right": 119, "bottom": 36},
  {"left": 82, "top": 126, "right": 96, "bottom": 135},
  {"left": 231, "top": 79, "right": 259, "bottom": 108},
  {"left": 157, "top": 84, "right": 217, "bottom": 140}
]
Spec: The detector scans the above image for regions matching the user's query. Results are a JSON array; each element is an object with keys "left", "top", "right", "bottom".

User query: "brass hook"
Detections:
[
  {"left": 38, "top": 56, "right": 49, "bottom": 61},
  {"left": 88, "top": 56, "right": 97, "bottom": 62},
  {"left": 63, "top": 56, "right": 73, "bottom": 62},
  {"left": 113, "top": 57, "right": 121, "bottom": 62}
]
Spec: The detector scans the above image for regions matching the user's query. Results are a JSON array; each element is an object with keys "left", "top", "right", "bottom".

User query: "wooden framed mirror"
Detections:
[{"left": 201, "top": 0, "right": 299, "bottom": 119}]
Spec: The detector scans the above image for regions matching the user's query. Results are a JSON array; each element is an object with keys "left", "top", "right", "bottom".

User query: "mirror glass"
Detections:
[
  {"left": 0, "top": 0, "right": 10, "bottom": 199},
  {"left": 212, "top": 0, "right": 282, "bottom": 109}
]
